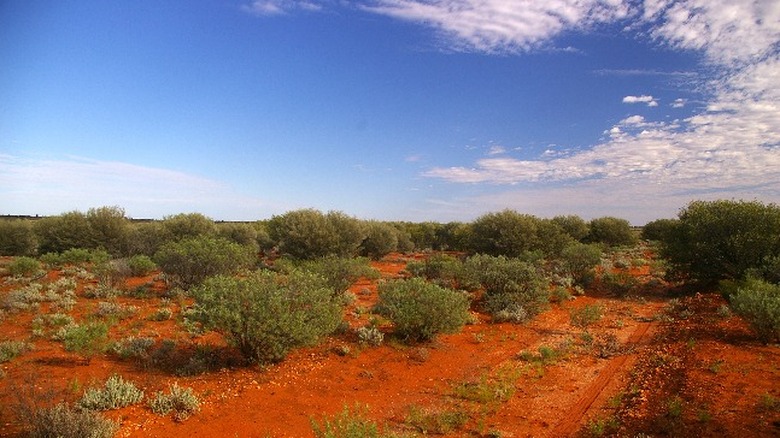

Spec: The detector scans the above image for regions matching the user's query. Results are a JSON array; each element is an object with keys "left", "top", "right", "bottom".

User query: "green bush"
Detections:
[
  {"left": 127, "top": 254, "right": 157, "bottom": 276},
  {"left": 641, "top": 218, "right": 679, "bottom": 242},
  {"left": 360, "top": 221, "right": 399, "bottom": 260},
  {"left": 462, "top": 255, "right": 550, "bottom": 322},
  {"left": 268, "top": 209, "right": 367, "bottom": 259},
  {"left": 161, "top": 212, "right": 215, "bottom": 241},
  {"left": 86, "top": 206, "right": 131, "bottom": 256},
  {"left": 0, "top": 340, "right": 32, "bottom": 362},
  {"left": 7, "top": 256, "right": 42, "bottom": 277},
  {"left": 276, "top": 256, "right": 380, "bottom": 296},
  {"left": 570, "top": 304, "right": 604, "bottom": 329},
  {"left": 34, "top": 211, "right": 94, "bottom": 254},
  {"left": 405, "top": 253, "right": 464, "bottom": 289},
  {"left": 62, "top": 321, "right": 110, "bottom": 359},
  {"left": 585, "top": 217, "right": 637, "bottom": 247},
  {"left": 216, "top": 222, "right": 260, "bottom": 251},
  {"left": 24, "top": 403, "right": 118, "bottom": 438},
  {"left": 468, "top": 210, "right": 572, "bottom": 258},
  {"left": 730, "top": 278, "right": 780, "bottom": 343},
  {"left": 190, "top": 270, "right": 342, "bottom": 364},
  {"left": 154, "top": 236, "right": 254, "bottom": 288},
  {"left": 126, "top": 221, "right": 169, "bottom": 256},
  {"left": 78, "top": 374, "right": 144, "bottom": 411},
  {"left": 0, "top": 219, "right": 37, "bottom": 256},
  {"left": 551, "top": 215, "right": 590, "bottom": 241},
  {"left": 376, "top": 278, "right": 470, "bottom": 342},
  {"left": 148, "top": 383, "right": 201, "bottom": 421},
  {"left": 660, "top": 200, "right": 780, "bottom": 283},
  {"left": 41, "top": 248, "right": 110, "bottom": 267},
  {"left": 559, "top": 243, "right": 602, "bottom": 287}
]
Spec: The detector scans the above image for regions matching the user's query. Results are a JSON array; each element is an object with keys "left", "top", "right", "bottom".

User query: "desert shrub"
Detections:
[
  {"left": 189, "top": 270, "right": 342, "bottom": 364},
  {"left": 360, "top": 221, "right": 399, "bottom": 259},
  {"left": 600, "top": 271, "right": 639, "bottom": 296},
  {"left": 551, "top": 215, "right": 590, "bottom": 241},
  {"left": 559, "top": 243, "right": 603, "bottom": 287},
  {"left": 0, "top": 219, "right": 37, "bottom": 256},
  {"left": 148, "top": 383, "right": 200, "bottom": 421},
  {"left": 268, "top": 209, "right": 367, "bottom": 259},
  {"left": 276, "top": 256, "right": 380, "bottom": 296},
  {"left": 2, "top": 283, "right": 44, "bottom": 312},
  {"left": 468, "top": 210, "right": 544, "bottom": 257},
  {"left": 356, "top": 325, "right": 385, "bottom": 346},
  {"left": 154, "top": 236, "right": 254, "bottom": 288},
  {"left": 641, "top": 218, "right": 679, "bottom": 242},
  {"left": 41, "top": 248, "right": 110, "bottom": 267},
  {"left": 112, "top": 337, "right": 156, "bottom": 360},
  {"left": 729, "top": 278, "right": 780, "bottom": 343},
  {"left": 462, "top": 255, "right": 550, "bottom": 322},
  {"left": 93, "top": 302, "right": 138, "bottom": 320},
  {"left": 405, "top": 253, "right": 464, "bottom": 289},
  {"left": 24, "top": 402, "right": 118, "bottom": 438},
  {"left": 7, "top": 256, "right": 42, "bottom": 277},
  {"left": 405, "top": 405, "right": 468, "bottom": 435},
  {"left": 216, "top": 222, "right": 260, "bottom": 251},
  {"left": 62, "top": 321, "right": 110, "bottom": 359},
  {"left": 376, "top": 278, "right": 470, "bottom": 342},
  {"left": 78, "top": 374, "right": 144, "bottom": 411},
  {"left": 126, "top": 221, "right": 169, "bottom": 256},
  {"left": 585, "top": 217, "right": 637, "bottom": 247},
  {"left": 311, "top": 404, "right": 387, "bottom": 438},
  {"left": 660, "top": 200, "right": 780, "bottom": 283},
  {"left": 34, "top": 211, "right": 93, "bottom": 254},
  {"left": 127, "top": 254, "right": 157, "bottom": 276},
  {"left": 161, "top": 212, "right": 215, "bottom": 241},
  {"left": 86, "top": 206, "right": 131, "bottom": 256},
  {"left": 570, "top": 304, "right": 604, "bottom": 329},
  {"left": 0, "top": 340, "right": 32, "bottom": 362}
]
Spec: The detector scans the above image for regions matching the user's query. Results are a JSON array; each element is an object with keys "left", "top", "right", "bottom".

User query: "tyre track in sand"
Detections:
[{"left": 551, "top": 319, "right": 657, "bottom": 436}]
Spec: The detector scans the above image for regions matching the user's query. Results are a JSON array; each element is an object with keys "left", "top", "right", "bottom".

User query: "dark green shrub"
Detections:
[
  {"left": 0, "top": 219, "right": 37, "bottom": 256},
  {"left": 161, "top": 212, "right": 216, "bottom": 241},
  {"left": 641, "top": 218, "right": 679, "bottom": 242},
  {"left": 376, "top": 278, "right": 470, "bottom": 342},
  {"left": 730, "top": 278, "right": 780, "bottom": 343},
  {"left": 86, "top": 206, "right": 130, "bottom": 256},
  {"left": 126, "top": 221, "right": 169, "bottom": 256},
  {"left": 405, "top": 253, "right": 464, "bottom": 289},
  {"left": 62, "top": 321, "right": 110, "bottom": 360},
  {"left": 190, "top": 270, "right": 342, "bottom": 364},
  {"left": 7, "top": 256, "right": 42, "bottom": 277},
  {"left": 41, "top": 248, "right": 110, "bottom": 267},
  {"left": 154, "top": 236, "right": 254, "bottom": 288},
  {"left": 559, "top": 243, "right": 603, "bottom": 287},
  {"left": 78, "top": 374, "right": 144, "bottom": 411},
  {"left": 34, "top": 211, "right": 93, "bottom": 254},
  {"left": 268, "top": 209, "right": 367, "bottom": 259},
  {"left": 463, "top": 254, "right": 550, "bottom": 322},
  {"left": 127, "top": 255, "right": 157, "bottom": 276},
  {"left": 216, "top": 222, "right": 260, "bottom": 252},
  {"left": 24, "top": 403, "right": 118, "bottom": 438},
  {"left": 660, "top": 200, "right": 780, "bottom": 282},
  {"left": 360, "top": 221, "right": 399, "bottom": 260},
  {"left": 585, "top": 217, "right": 637, "bottom": 247},
  {"left": 468, "top": 210, "right": 572, "bottom": 257},
  {"left": 552, "top": 215, "right": 590, "bottom": 241},
  {"left": 276, "top": 256, "right": 380, "bottom": 296}
]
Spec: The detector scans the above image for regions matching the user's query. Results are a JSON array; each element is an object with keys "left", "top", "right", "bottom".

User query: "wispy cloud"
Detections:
[
  {"left": 623, "top": 95, "right": 659, "bottom": 107},
  {"left": 0, "top": 155, "right": 270, "bottom": 219},
  {"left": 242, "top": 0, "right": 324, "bottom": 16},
  {"left": 672, "top": 98, "right": 686, "bottom": 108}
]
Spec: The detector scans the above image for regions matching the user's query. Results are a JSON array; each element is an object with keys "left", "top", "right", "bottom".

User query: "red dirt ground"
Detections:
[{"left": 1, "top": 252, "right": 778, "bottom": 437}]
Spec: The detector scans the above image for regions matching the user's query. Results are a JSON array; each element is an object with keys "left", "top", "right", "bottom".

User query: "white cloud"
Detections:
[
  {"left": 0, "top": 155, "right": 270, "bottom": 220},
  {"left": 623, "top": 95, "right": 659, "bottom": 107},
  {"left": 672, "top": 98, "right": 686, "bottom": 108},
  {"left": 487, "top": 145, "right": 507, "bottom": 155},
  {"left": 242, "top": 0, "right": 324, "bottom": 16},
  {"left": 362, "top": 0, "right": 632, "bottom": 53}
]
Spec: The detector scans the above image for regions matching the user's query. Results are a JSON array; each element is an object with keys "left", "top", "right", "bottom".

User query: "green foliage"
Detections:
[
  {"left": 559, "top": 243, "right": 602, "bottom": 287},
  {"left": 111, "top": 336, "right": 156, "bottom": 360},
  {"left": 7, "top": 256, "right": 42, "bottom": 277},
  {"left": 660, "top": 200, "right": 780, "bottom": 282},
  {"left": 127, "top": 254, "right": 157, "bottom": 276},
  {"left": 154, "top": 236, "right": 254, "bottom": 288},
  {"left": 405, "top": 405, "right": 468, "bottom": 435},
  {"left": 641, "top": 218, "right": 679, "bottom": 242},
  {"left": 0, "top": 340, "right": 32, "bottom": 362},
  {"left": 86, "top": 206, "right": 131, "bottom": 256},
  {"left": 463, "top": 254, "right": 550, "bottom": 322},
  {"left": 360, "top": 221, "right": 399, "bottom": 259},
  {"left": 586, "top": 217, "right": 637, "bottom": 247},
  {"left": 216, "top": 222, "right": 260, "bottom": 251},
  {"left": 268, "top": 209, "right": 367, "bottom": 259},
  {"left": 24, "top": 402, "right": 118, "bottom": 438},
  {"left": 34, "top": 211, "right": 93, "bottom": 254},
  {"left": 552, "top": 215, "right": 590, "bottom": 241},
  {"left": 376, "top": 278, "right": 470, "bottom": 342},
  {"left": 468, "top": 210, "right": 572, "bottom": 257},
  {"left": 62, "top": 321, "right": 110, "bottom": 359},
  {"left": 148, "top": 383, "right": 200, "bottom": 421},
  {"left": 452, "top": 364, "right": 520, "bottom": 405},
  {"left": 126, "top": 221, "right": 169, "bottom": 256},
  {"left": 161, "top": 212, "right": 215, "bottom": 241},
  {"left": 729, "top": 277, "right": 780, "bottom": 343},
  {"left": 41, "top": 248, "right": 110, "bottom": 267},
  {"left": 78, "top": 374, "right": 144, "bottom": 411},
  {"left": 311, "top": 404, "right": 384, "bottom": 438},
  {"left": 405, "top": 253, "right": 464, "bottom": 289},
  {"left": 0, "top": 219, "right": 37, "bottom": 256},
  {"left": 570, "top": 304, "right": 604, "bottom": 329},
  {"left": 190, "top": 270, "right": 342, "bottom": 364},
  {"left": 276, "top": 256, "right": 380, "bottom": 296}
]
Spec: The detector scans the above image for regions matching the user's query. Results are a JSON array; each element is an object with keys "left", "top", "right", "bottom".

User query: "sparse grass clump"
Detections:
[
  {"left": 311, "top": 404, "right": 386, "bottom": 438},
  {"left": 570, "top": 304, "right": 604, "bottom": 329},
  {"left": 24, "top": 402, "right": 118, "bottom": 438},
  {"left": 62, "top": 321, "right": 110, "bottom": 359},
  {"left": 405, "top": 405, "right": 468, "bottom": 435},
  {"left": 112, "top": 336, "right": 156, "bottom": 360},
  {"left": 148, "top": 383, "right": 200, "bottom": 421},
  {"left": 0, "top": 340, "right": 33, "bottom": 362},
  {"left": 376, "top": 277, "right": 470, "bottom": 342},
  {"left": 93, "top": 301, "right": 138, "bottom": 320},
  {"left": 78, "top": 374, "right": 144, "bottom": 411}
]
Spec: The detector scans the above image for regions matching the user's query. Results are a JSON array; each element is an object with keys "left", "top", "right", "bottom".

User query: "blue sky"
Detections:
[{"left": 2, "top": 1, "right": 779, "bottom": 224}]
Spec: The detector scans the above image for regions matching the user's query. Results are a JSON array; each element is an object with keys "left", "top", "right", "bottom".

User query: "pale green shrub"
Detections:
[{"left": 78, "top": 374, "right": 144, "bottom": 411}]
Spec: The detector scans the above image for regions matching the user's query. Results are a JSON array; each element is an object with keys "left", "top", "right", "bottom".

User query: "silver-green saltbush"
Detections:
[
  {"left": 148, "top": 383, "right": 200, "bottom": 421},
  {"left": 78, "top": 374, "right": 144, "bottom": 411},
  {"left": 730, "top": 278, "right": 780, "bottom": 343}
]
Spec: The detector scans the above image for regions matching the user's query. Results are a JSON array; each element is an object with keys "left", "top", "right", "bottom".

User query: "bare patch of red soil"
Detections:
[{"left": 1, "top": 253, "right": 778, "bottom": 437}]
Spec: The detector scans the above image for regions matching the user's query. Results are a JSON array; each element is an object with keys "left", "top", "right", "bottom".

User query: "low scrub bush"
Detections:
[
  {"left": 94, "top": 301, "right": 139, "bottom": 320},
  {"left": 0, "top": 219, "right": 37, "bottom": 256},
  {"left": 78, "top": 374, "right": 144, "bottom": 411},
  {"left": 112, "top": 336, "right": 156, "bottom": 360},
  {"left": 570, "top": 304, "right": 604, "bottom": 329},
  {"left": 730, "top": 278, "right": 780, "bottom": 343},
  {"left": 405, "top": 405, "right": 468, "bottom": 435},
  {"left": 376, "top": 278, "right": 470, "bottom": 342},
  {"left": 154, "top": 236, "right": 254, "bottom": 288},
  {"left": 462, "top": 255, "right": 550, "bottom": 322},
  {"left": 62, "top": 321, "right": 110, "bottom": 360},
  {"left": 405, "top": 253, "right": 464, "bottom": 289},
  {"left": 148, "top": 383, "right": 200, "bottom": 421},
  {"left": 356, "top": 325, "right": 385, "bottom": 346},
  {"left": 24, "top": 402, "right": 118, "bottom": 438},
  {"left": 559, "top": 243, "right": 602, "bottom": 287},
  {"left": 0, "top": 340, "right": 33, "bottom": 362},
  {"left": 2, "top": 283, "right": 44, "bottom": 312},
  {"left": 276, "top": 256, "right": 380, "bottom": 296},
  {"left": 190, "top": 270, "right": 342, "bottom": 364},
  {"left": 7, "top": 257, "right": 42, "bottom": 277}
]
